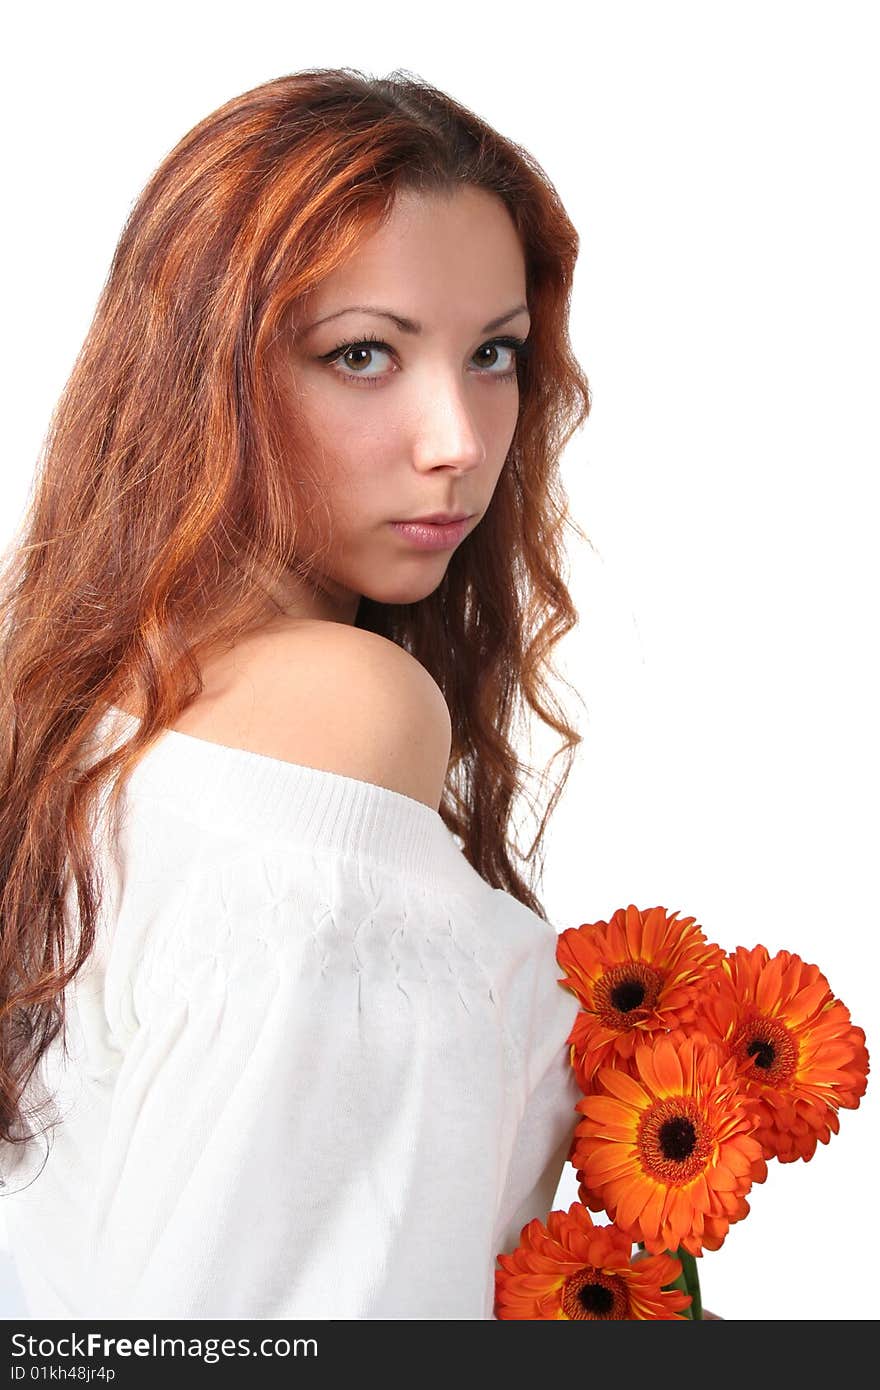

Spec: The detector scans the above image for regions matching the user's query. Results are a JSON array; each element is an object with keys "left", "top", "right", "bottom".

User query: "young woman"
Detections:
[{"left": 0, "top": 67, "right": 592, "bottom": 1319}]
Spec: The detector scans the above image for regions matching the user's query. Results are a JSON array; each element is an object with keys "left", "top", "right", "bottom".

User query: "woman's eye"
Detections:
[
  {"left": 329, "top": 340, "right": 393, "bottom": 384},
  {"left": 320, "top": 336, "right": 527, "bottom": 388},
  {"left": 473, "top": 342, "right": 522, "bottom": 375}
]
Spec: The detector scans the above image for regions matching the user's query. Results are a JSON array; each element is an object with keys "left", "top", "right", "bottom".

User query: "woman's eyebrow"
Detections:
[{"left": 304, "top": 303, "right": 530, "bottom": 335}]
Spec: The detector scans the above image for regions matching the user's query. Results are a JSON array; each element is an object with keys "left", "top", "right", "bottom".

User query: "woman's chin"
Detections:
[{"left": 362, "top": 573, "right": 449, "bottom": 607}]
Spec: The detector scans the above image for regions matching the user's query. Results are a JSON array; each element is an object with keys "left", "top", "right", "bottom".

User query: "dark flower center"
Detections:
[
  {"left": 594, "top": 961, "right": 665, "bottom": 1032},
  {"left": 610, "top": 980, "right": 646, "bottom": 1013},
  {"left": 747, "top": 1038, "right": 775, "bottom": 1069},
  {"left": 578, "top": 1283, "right": 615, "bottom": 1315},
  {"left": 658, "top": 1115, "right": 697, "bottom": 1161},
  {"left": 733, "top": 1011, "right": 799, "bottom": 1087},
  {"left": 562, "top": 1269, "right": 629, "bottom": 1320},
  {"left": 636, "top": 1097, "right": 712, "bottom": 1184}
]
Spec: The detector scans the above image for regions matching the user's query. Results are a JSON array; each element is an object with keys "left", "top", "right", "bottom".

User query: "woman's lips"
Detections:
[{"left": 389, "top": 517, "right": 472, "bottom": 549}]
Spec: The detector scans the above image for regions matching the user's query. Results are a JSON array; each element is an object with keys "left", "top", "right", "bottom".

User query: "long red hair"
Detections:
[{"left": 0, "top": 67, "right": 591, "bottom": 1154}]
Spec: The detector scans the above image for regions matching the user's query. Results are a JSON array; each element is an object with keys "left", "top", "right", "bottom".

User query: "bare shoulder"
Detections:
[{"left": 168, "top": 619, "right": 453, "bottom": 811}]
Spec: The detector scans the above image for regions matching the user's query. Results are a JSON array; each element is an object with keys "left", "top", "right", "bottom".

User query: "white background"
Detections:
[{"left": 2, "top": 0, "right": 877, "bottom": 1321}]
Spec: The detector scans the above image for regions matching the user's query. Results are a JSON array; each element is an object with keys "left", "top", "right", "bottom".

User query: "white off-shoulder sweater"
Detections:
[{"left": 1, "top": 705, "right": 581, "bottom": 1320}]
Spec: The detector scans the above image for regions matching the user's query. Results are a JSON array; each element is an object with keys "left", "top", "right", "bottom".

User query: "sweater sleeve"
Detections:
[{"left": 100, "top": 850, "right": 577, "bottom": 1318}]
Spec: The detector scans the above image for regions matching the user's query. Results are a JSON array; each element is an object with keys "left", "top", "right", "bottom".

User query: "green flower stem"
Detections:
[{"left": 677, "top": 1247, "right": 703, "bottom": 1320}]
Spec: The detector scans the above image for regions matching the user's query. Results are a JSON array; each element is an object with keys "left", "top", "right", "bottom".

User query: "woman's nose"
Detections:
[{"left": 409, "top": 377, "right": 487, "bottom": 474}]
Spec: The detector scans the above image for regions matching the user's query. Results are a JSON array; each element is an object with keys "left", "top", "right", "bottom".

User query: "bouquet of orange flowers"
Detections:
[{"left": 494, "top": 904, "right": 869, "bottom": 1319}]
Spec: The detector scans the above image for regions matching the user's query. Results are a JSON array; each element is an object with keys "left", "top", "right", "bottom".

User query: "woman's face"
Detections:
[{"left": 276, "top": 184, "right": 529, "bottom": 624}]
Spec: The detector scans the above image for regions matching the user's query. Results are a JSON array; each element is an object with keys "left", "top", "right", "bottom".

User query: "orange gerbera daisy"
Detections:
[
  {"left": 571, "top": 1033, "right": 767, "bottom": 1256},
  {"left": 692, "top": 944, "right": 870, "bottom": 1163},
  {"left": 494, "top": 1202, "right": 692, "bottom": 1319},
  {"left": 556, "top": 904, "right": 726, "bottom": 1089}
]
